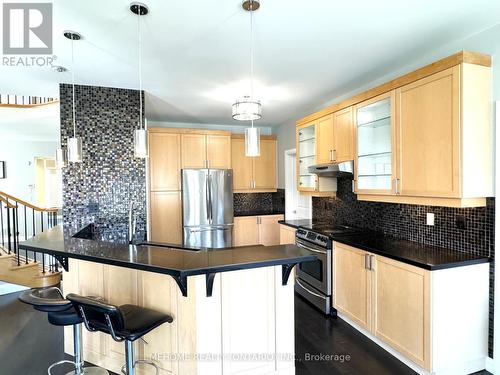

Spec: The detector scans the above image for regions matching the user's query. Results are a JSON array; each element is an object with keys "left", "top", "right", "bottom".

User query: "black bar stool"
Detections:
[
  {"left": 67, "top": 293, "right": 174, "bottom": 375},
  {"left": 19, "top": 287, "right": 109, "bottom": 375}
]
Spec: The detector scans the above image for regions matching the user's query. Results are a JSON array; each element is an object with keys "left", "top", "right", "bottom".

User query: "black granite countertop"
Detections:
[
  {"left": 19, "top": 225, "right": 315, "bottom": 297},
  {"left": 235, "top": 209, "right": 285, "bottom": 217},
  {"left": 278, "top": 220, "right": 490, "bottom": 270},
  {"left": 278, "top": 219, "right": 313, "bottom": 229}
]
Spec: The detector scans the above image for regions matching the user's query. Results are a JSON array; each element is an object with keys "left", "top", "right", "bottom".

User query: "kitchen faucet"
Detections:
[{"left": 128, "top": 201, "right": 137, "bottom": 244}]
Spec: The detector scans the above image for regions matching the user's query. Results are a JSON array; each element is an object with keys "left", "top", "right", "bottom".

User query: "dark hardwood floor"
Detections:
[
  {"left": 0, "top": 289, "right": 492, "bottom": 375},
  {"left": 294, "top": 294, "right": 417, "bottom": 375}
]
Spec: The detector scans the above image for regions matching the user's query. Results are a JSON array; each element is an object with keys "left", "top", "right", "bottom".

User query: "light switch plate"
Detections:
[{"left": 426, "top": 213, "right": 435, "bottom": 226}]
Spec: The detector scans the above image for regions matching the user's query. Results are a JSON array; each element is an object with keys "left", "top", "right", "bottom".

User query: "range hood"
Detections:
[{"left": 307, "top": 160, "right": 354, "bottom": 177}]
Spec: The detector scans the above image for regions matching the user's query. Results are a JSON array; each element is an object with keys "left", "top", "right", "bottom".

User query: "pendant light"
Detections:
[
  {"left": 130, "top": 2, "right": 149, "bottom": 158},
  {"left": 232, "top": 0, "right": 261, "bottom": 156},
  {"left": 55, "top": 147, "right": 67, "bottom": 169},
  {"left": 64, "top": 30, "right": 83, "bottom": 163}
]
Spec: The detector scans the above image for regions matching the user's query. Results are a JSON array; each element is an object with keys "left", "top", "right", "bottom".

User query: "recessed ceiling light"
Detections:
[{"left": 52, "top": 65, "right": 67, "bottom": 73}]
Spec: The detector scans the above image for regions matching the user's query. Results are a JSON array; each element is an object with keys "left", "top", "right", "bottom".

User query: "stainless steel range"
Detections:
[{"left": 295, "top": 224, "right": 360, "bottom": 315}]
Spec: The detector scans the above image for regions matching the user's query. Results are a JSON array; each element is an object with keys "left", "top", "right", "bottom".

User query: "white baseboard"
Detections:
[
  {"left": 338, "top": 312, "right": 487, "bottom": 375},
  {"left": 485, "top": 357, "right": 496, "bottom": 374}
]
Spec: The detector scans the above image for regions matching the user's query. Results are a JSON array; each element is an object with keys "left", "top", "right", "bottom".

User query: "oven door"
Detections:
[{"left": 295, "top": 238, "right": 331, "bottom": 295}]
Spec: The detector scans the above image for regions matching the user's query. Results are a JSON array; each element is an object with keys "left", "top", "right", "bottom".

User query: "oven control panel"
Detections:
[{"left": 296, "top": 229, "right": 330, "bottom": 248}]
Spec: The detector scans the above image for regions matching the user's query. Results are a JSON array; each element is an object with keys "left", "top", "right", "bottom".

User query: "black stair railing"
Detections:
[{"left": 0, "top": 191, "right": 61, "bottom": 273}]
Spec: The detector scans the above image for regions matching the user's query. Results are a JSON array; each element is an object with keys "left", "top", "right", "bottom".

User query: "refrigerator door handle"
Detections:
[
  {"left": 208, "top": 174, "right": 213, "bottom": 224},
  {"left": 205, "top": 175, "right": 210, "bottom": 222}
]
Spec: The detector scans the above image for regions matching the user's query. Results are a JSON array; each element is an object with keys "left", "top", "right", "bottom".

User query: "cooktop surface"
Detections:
[{"left": 299, "top": 223, "right": 363, "bottom": 237}]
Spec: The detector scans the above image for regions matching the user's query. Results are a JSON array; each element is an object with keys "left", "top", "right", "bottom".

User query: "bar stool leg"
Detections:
[
  {"left": 125, "top": 340, "right": 134, "bottom": 375},
  {"left": 74, "top": 324, "right": 84, "bottom": 374}
]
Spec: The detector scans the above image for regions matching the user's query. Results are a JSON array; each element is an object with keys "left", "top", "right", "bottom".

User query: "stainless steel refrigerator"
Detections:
[{"left": 182, "top": 169, "right": 234, "bottom": 248}]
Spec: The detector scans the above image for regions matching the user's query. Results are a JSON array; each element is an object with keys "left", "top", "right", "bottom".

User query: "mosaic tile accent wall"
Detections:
[
  {"left": 234, "top": 189, "right": 285, "bottom": 215},
  {"left": 313, "top": 177, "right": 495, "bottom": 356},
  {"left": 60, "top": 84, "right": 146, "bottom": 243}
]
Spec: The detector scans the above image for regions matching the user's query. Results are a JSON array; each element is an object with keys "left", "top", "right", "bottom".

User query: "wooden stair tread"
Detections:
[{"left": 10, "top": 261, "right": 39, "bottom": 270}]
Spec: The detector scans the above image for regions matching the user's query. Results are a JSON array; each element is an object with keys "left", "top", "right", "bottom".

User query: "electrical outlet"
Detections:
[{"left": 426, "top": 213, "right": 435, "bottom": 226}]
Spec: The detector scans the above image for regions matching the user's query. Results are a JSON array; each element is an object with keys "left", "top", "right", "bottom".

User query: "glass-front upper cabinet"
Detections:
[
  {"left": 354, "top": 91, "right": 396, "bottom": 195},
  {"left": 297, "top": 122, "right": 317, "bottom": 191}
]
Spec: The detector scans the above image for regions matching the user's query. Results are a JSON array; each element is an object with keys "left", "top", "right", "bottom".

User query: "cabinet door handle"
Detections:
[
  {"left": 393, "top": 178, "right": 400, "bottom": 194},
  {"left": 370, "top": 255, "right": 375, "bottom": 270},
  {"left": 364, "top": 254, "right": 370, "bottom": 270},
  {"left": 329, "top": 150, "right": 333, "bottom": 161},
  {"left": 352, "top": 180, "right": 356, "bottom": 192},
  {"left": 332, "top": 149, "right": 337, "bottom": 161}
]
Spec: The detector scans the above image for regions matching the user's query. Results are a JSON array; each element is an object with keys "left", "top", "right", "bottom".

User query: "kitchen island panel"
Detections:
[{"left": 63, "top": 260, "right": 295, "bottom": 375}]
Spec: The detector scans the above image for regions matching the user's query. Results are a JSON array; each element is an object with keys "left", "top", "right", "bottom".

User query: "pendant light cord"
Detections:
[
  {"left": 138, "top": 9, "right": 143, "bottom": 130},
  {"left": 250, "top": 0, "right": 255, "bottom": 128},
  {"left": 71, "top": 37, "right": 76, "bottom": 138}
]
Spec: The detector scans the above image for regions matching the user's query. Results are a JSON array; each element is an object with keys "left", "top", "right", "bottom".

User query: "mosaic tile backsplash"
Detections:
[
  {"left": 234, "top": 189, "right": 285, "bottom": 215},
  {"left": 60, "top": 84, "right": 146, "bottom": 243},
  {"left": 313, "top": 177, "right": 495, "bottom": 356}
]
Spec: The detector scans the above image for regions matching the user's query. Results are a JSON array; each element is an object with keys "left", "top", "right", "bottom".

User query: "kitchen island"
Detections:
[{"left": 20, "top": 225, "right": 315, "bottom": 375}]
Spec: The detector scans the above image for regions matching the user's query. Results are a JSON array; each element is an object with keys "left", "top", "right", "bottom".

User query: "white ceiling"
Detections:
[
  {"left": 1, "top": 0, "right": 500, "bottom": 127},
  {"left": 0, "top": 103, "right": 60, "bottom": 142}
]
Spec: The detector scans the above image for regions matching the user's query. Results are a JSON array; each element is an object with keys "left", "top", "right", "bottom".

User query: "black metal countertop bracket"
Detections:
[
  {"left": 206, "top": 273, "right": 217, "bottom": 297},
  {"left": 53, "top": 255, "right": 69, "bottom": 272},
  {"left": 172, "top": 274, "right": 188, "bottom": 297},
  {"left": 282, "top": 263, "right": 298, "bottom": 286}
]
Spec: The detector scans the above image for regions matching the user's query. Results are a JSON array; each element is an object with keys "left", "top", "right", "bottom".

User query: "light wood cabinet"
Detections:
[
  {"left": 150, "top": 191, "right": 182, "bottom": 244},
  {"left": 231, "top": 138, "right": 254, "bottom": 191},
  {"left": 207, "top": 134, "right": 232, "bottom": 169},
  {"left": 181, "top": 134, "right": 206, "bottom": 168},
  {"left": 333, "top": 241, "right": 489, "bottom": 372},
  {"left": 316, "top": 114, "right": 334, "bottom": 164},
  {"left": 333, "top": 243, "right": 430, "bottom": 369},
  {"left": 372, "top": 256, "right": 430, "bottom": 368},
  {"left": 182, "top": 133, "right": 231, "bottom": 169},
  {"left": 333, "top": 107, "right": 354, "bottom": 162},
  {"left": 233, "top": 214, "right": 284, "bottom": 247},
  {"left": 149, "top": 132, "right": 181, "bottom": 191},
  {"left": 333, "top": 243, "right": 372, "bottom": 331},
  {"left": 233, "top": 216, "right": 260, "bottom": 247},
  {"left": 397, "top": 67, "right": 459, "bottom": 198},
  {"left": 296, "top": 117, "right": 342, "bottom": 196},
  {"left": 231, "top": 136, "right": 277, "bottom": 192},
  {"left": 279, "top": 225, "right": 296, "bottom": 245},
  {"left": 316, "top": 110, "right": 354, "bottom": 165},
  {"left": 254, "top": 139, "right": 277, "bottom": 190},
  {"left": 259, "top": 215, "right": 282, "bottom": 246},
  {"left": 297, "top": 52, "right": 492, "bottom": 207},
  {"left": 149, "top": 129, "right": 232, "bottom": 244}
]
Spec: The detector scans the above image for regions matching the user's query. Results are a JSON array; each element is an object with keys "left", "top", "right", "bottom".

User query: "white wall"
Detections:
[
  {"left": 275, "top": 23, "right": 500, "bottom": 188},
  {"left": 0, "top": 140, "right": 59, "bottom": 202}
]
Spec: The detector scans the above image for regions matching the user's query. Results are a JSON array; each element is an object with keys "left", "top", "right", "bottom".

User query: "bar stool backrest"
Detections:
[{"left": 67, "top": 293, "right": 125, "bottom": 338}]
